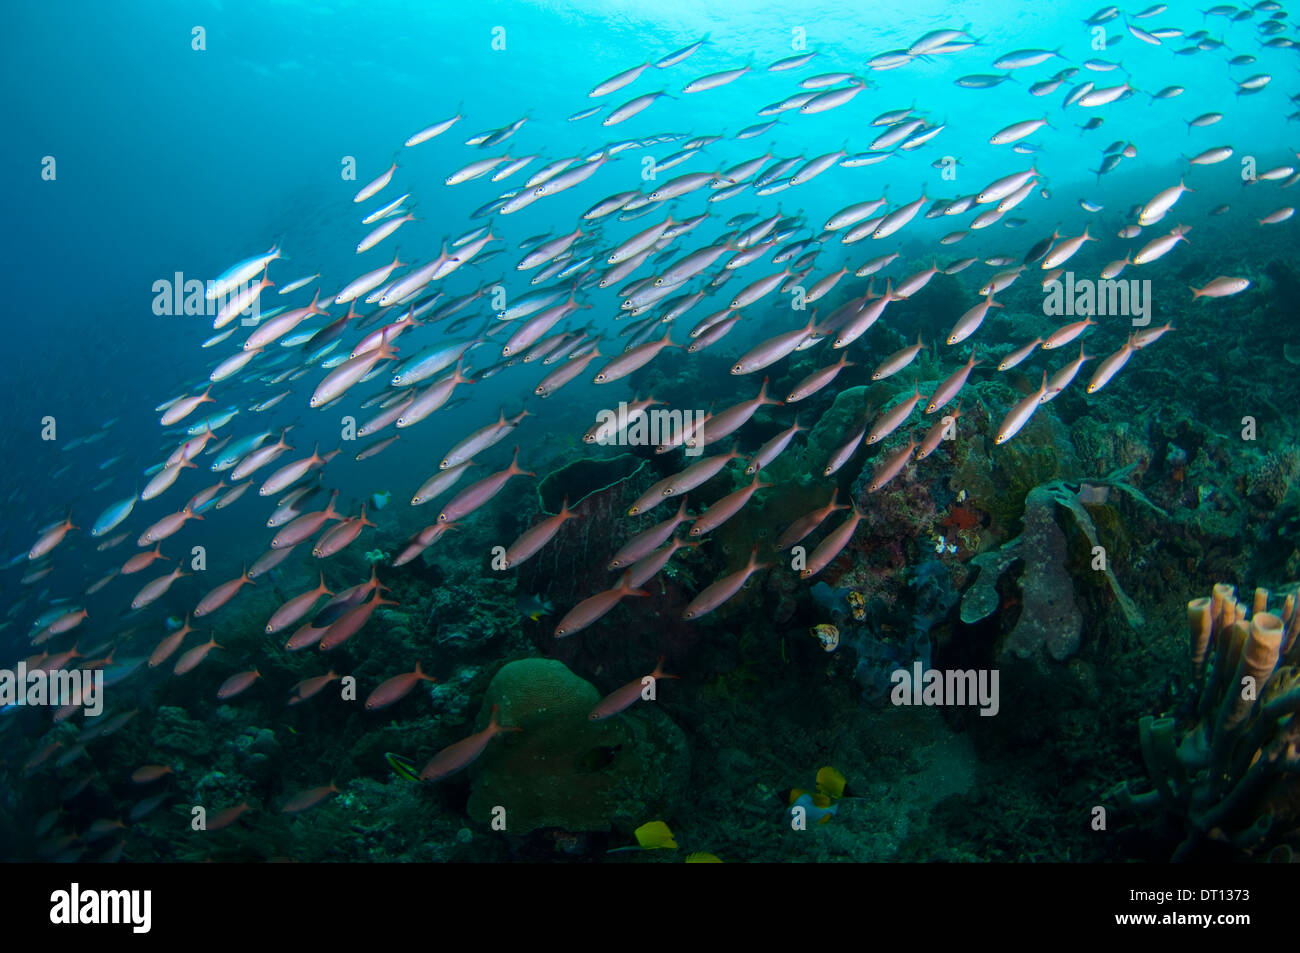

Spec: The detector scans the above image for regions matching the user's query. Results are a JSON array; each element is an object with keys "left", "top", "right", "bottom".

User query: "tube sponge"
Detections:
[{"left": 1111, "top": 581, "right": 1300, "bottom": 860}]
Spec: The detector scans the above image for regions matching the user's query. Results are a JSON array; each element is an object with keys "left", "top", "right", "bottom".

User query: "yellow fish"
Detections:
[
  {"left": 607, "top": 820, "right": 678, "bottom": 853},
  {"left": 817, "top": 765, "right": 846, "bottom": 799},
  {"left": 634, "top": 820, "right": 677, "bottom": 849}
]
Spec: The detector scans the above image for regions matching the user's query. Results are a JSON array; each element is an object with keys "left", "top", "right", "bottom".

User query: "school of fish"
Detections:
[{"left": 5, "top": 0, "right": 1297, "bottom": 860}]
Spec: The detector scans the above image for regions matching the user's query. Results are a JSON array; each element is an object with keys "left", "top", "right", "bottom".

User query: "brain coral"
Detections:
[{"left": 466, "top": 658, "right": 689, "bottom": 834}]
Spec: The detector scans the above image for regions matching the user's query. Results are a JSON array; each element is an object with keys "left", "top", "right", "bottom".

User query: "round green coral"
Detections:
[{"left": 466, "top": 658, "right": 688, "bottom": 834}]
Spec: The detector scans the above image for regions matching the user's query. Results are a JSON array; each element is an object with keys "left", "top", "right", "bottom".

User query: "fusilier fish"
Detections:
[
  {"left": 995, "top": 372, "right": 1050, "bottom": 444},
  {"left": 353, "top": 162, "right": 397, "bottom": 203}
]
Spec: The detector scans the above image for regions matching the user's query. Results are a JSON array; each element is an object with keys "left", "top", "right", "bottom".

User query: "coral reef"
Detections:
[
  {"left": 1243, "top": 448, "right": 1300, "bottom": 509},
  {"left": 812, "top": 556, "right": 955, "bottom": 703},
  {"left": 949, "top": 377, "right": 1080, "bottom": 534},
  {"left": 518, "top": 456, "right": 651, "bottom": 608},
  {"left": 960, "top": 471, "right": 1148, "bottom": 664},
  {"left": 536, "top": 453, "right": 646, "bottom": 514}
]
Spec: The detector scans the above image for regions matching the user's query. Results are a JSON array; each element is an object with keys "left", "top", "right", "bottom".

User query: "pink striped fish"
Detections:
[
  {"left": 800, "top": 508, "right": 865, "bottom": 579},
  {"left": 173, "top": 636, "right": 221, "bottom": 676},
  {"left": 776, "top": 489, "right": 849, "bottom": 551},
  {"left": 682, "top": 548, "right": 769, "bottom": 620},
  {"left": 608, "top": 497, "right": 691, "bottom": 568},
  {"left": 688, "top": 475, "right": 771, "bottom": 537},
  {"left": 554, "top": 573, "right": 649, "bottom": 638},
  {"left": 438, "top": 448, "right": 534, "bottom": 524},
  {"left": 589, "top": 658, "right": 680, "bottom": 721},
  {"left": 281, "top": 782, "right": 339, "bottom": 815},
  {"left": 419, "top": 704, "right": 520, "bottom": 781},
  {"left": 271, "top": 491, "right": 344, "bottom": 550},
  {"left": 312, "top": 505, "right": 377, "bottom": 558},
  {"left": 288, "top": 670, "right": 341, "bottom": 705},
  {"left": 866, "top": 433, "right": 918, "bottom": 493},
  {"left": 627, "top": 538, "right": 699, "bottom": 588},
  {"left": 194, "top": 566, "right": 254, "bottom": 617},
  {"left": 217, "top": 669, "right": 260, "bottom": 700},
  {"left": 694, "top": 379, "right": 782, "bottom": 447},
  {"left": 365, "top": 661, "right": 437, "bottom": 710},
  {"left": 440, "top": 409, "right": 531, "bottom": 470},
  {"left": 746, "top": 418, "right": 805, "bottom": 475},
  {"left": 131, "top": 567, "right": 190, "bottom": 610},
  {"left": 319, "top": 595, "right": 399, "bottom": 652},
  {"left": 660, "top": 445, "right": 743, "bottom": 498},
  {"left": 503, "top": 498, "right": 579, "bottom": 568},
  {"left": 592, "top": 331, "right": 678, "bottom": 384},
  {"left": 149, "top": 616, "right": 195, "bottom": 669},
  {"left": 266, "top": 572, "right": 333, "bottom": 634}
]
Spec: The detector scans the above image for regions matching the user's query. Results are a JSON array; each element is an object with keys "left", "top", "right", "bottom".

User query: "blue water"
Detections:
[
  {"left": 3, "top": 0, "right": 1298, "bottom": 862},
  {"left": 6, "top": 1, "right": 1292, "bottom": 538}
]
